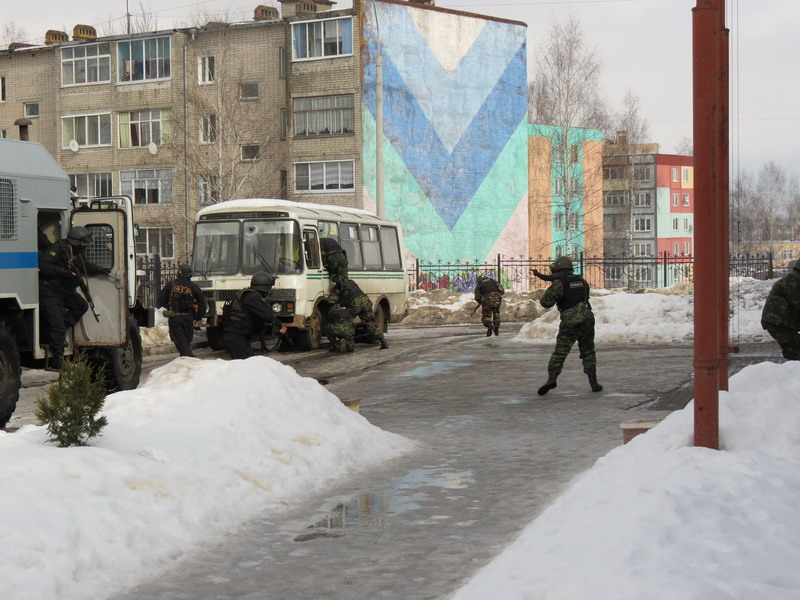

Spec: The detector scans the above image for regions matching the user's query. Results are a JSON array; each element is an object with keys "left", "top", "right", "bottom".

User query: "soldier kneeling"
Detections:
[{"left": 326, "top": 305, "right": 355, "bottom": 353}]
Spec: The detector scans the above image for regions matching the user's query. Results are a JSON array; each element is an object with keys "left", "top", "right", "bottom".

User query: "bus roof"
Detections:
[{"left": 196, "top": 198, "right": 400, "bottom": 227}]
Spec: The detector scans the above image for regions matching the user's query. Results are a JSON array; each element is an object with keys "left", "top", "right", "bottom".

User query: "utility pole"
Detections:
[{"left": 372, "top": 1, "right": 385, "bottom": 218}]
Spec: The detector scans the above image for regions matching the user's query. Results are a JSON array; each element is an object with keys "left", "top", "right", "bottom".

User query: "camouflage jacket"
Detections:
[
  {"left": 761, "top": 268, "right": 800, "bottom": 330},
  {"left": 540, "top": 275, "right": 593, "bottom": 326}
]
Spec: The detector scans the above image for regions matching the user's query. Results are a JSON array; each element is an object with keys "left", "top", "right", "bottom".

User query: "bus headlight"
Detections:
[{"left": 272, "top": 302, "right": 282, "bottom": 313}]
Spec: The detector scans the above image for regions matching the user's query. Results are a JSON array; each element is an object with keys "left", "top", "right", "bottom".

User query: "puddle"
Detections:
[
  {"left": 404, "top": 360, "right": 471, "bottom": 378},
  {"left": 294, "top": 466, "right": 475, "bottom": 542}
]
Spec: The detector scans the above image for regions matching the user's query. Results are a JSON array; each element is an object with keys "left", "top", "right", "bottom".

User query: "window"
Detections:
[
  {"left": 633, "top": 243, "right": 652, "bottom": 257},
  {"left": 279, "top": 170, "right": 288, "bottom": 198},
  {"left": 634, "top": 192, "right": 651, "bottom": 207},
  {"left": 672, "top": 218, "right": 679, "bottom": 231},
  {"left": 84, "top": 224, "right": 115, "bottom": 270},
  {"left": 135, "top": 227, "right": 174, "bottom": 258},
  {"left": 634, "top": 217, "right": 651, "bottom": 232},
  {"left": 380, "top": 226, "right": 402, "bottom": 270},
  {"left": 0, "top": 130, "right": 6, "bottom": 138},
  {"left": 683, "top": 192, "right": 690, "bottom": 206},
  {"left": 200, "top": 114, "right": 216, "bottom": 144},
  {"left": 0, "top": 178, "right": 18, "bottom": 239},
  {"left": 241, "top": 144, "right": 261, "bottom": 161},
  {"left": 606, "top": 266, "right": 622, "bottom": 281},
  {"left": 70, "top": 172, "right": 112, "bottom": 197},
  {"left": 198, "top": 174, "right": 219, "bottom": 205},
  {"left": 603, "top": 166, "right": 625, "bottom": 180},
  {"left": 604, "top": 191, "right": 627, "bottom": 205},
  {"left": 0, "top": 76, "right": 5, "bottom": 102},
  {"left": 554, "top": 178, "right": 564, "bottom": 195},
  {"left": 605, "top": 215, "right": 619, "bottom": 231},
  {"left": 570, "top": 145, "right": 579, "bottom": 163},
  {"left": 119, "top": 109, "right": 171, "bottom": 147},
  {"left": 198, "top": 56, "right": 215, "bottom": 84},
  {"left": 294, "top": 95, "right": 354, "bottom": 137},
  {"left": 24, "top": 102, "right": 39, "bottom": 118},
  {"left": 362, "top": 225, "right": 382, "bottom": 269},
  {"left": 120, "top": 169, "right": 172, "bottom": 204},
  {"left": 674, "top": 242, "right": 680, "bottom": 255},
  {"left": 782, "top": 249, "right": 793, "bottom": 260},
  {"left": 672, "top": 167, "right": 679, "bottom": 182},
  {"left": 634, "top": 267, "right": 652, "bottom": 282},
  {"left": 279, "top": 47, "right": 286, "bottom": 79},
  {"left": 294, "top": 160, "right": 354, "bottom": 191},
  {"left": 62, "top": 113, "right": 112, "bottom": 148},
  {"left": 292, "top": 17, "right": 353, "bottom": 59},
  {"left": 554, "top": 213, "right": 564, "bottom": 230},
  {"left": 683, "top": 167, "right": 690, "bottom": 183},
  {"left": 240, "top": 82, "right": 259, "bottom": 100},
  {"left": 633, "top": 165, "right": 653, "bottom": 181},
  {"left": 280, "top": 108, "right": 287, "bottom": 139},
  {"left": 684, "top": 242, "right": 691, "bottom": 255},
  {"left": 339, "top": 222, "right": 362, "bottom": 269},
  {"left": 683, "top": 217, "right": 689, "bottom": 230},
  {"left": 118, "top": 37, "right": 171, "bottom": 82},
  {"left": 303, "top": 229, "right": 320, "bottom": 269},
  {"left": 61, "top": 43, "right": 111, "bottom": 85}
]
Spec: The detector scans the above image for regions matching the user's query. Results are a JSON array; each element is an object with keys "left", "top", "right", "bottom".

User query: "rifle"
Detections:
[
  {"left": 470, "top": 302, "right": 481, "bottom": 317},
  {"left": 77, "top": 276, "right": 101, "bottom": 322}
]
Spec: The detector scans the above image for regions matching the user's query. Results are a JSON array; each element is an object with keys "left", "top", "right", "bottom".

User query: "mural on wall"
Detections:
[{"left": 361, "top": 0, "right": 528, "bottom": 263}]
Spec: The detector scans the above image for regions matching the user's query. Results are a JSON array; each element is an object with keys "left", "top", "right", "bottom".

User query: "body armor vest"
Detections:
[{"left": 556, "top": 274, "right": 589, "bottom": 311}]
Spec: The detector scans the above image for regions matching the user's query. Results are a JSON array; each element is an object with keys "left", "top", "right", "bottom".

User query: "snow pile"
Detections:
[{"left": 0, "top": 357, "right": 414, "bottom": 600}]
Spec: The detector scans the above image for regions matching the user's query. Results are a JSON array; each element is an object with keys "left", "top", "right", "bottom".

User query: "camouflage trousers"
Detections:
[
  {"left": 326, "top": 322, "right": 355, "bottom": 352},
  {"left": 350, "top": 294, "right": 382, "bottom": 337},
  {"left": 547, "top": 314, "right": 597, "bottom": 374},
  {"left": 480, "top": 302, "right": 501, "bottom": 328},
  {"left": 325, "top": 252, "right": 349, "bottom": 292},
  {"left": 764, "top": 324, "right": 800, "bottom": 360}
]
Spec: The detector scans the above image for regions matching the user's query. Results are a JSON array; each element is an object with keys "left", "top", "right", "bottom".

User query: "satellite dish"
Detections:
[
  {"left": 68, "top": 139, "right": 79, "bottom": 153},
  {"left": 148, "top": 142, "right": 158, "bottom": 155}
]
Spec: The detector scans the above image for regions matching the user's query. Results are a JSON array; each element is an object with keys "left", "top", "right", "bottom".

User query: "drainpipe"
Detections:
[{"left": 183, "top": 38, "right": 191, "bottom": 261}]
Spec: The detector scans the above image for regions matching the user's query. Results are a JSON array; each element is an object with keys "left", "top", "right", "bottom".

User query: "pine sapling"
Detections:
[{"left": 35, "top": 352, "right": 108, "bottom": 447}]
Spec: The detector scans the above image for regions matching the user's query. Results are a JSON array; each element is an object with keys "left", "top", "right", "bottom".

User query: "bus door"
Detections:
[
  {"left": 303, "top": 228, "right": 325, "bottom": 299},
  {"left": 70, "top": 209, "right": 128, "bottom": 347}
]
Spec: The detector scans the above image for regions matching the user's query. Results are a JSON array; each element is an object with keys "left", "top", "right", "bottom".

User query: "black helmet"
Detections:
[
  {"left": 178, "top": 264, "right": 193, "bottom": 277},
  {"left": 552, "top": 256, "right": 573, "bottom": 271},
  {"left": 67, "top": 226, "right": 92, "bottom": 246},
  {"left": 250, "top": 271, "right": 275, "bottom": 293}
]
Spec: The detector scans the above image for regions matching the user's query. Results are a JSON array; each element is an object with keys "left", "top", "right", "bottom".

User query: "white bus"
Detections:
[{"left": 191, "top": 199, "right": 409, "bottom": 350}]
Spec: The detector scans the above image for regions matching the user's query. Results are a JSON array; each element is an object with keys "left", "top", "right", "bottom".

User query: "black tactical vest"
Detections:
[
  {"left": 168, "top": 278, "right": 195, "bottom": 313},
  {"left": 556, "top": 274, "right": 589, "bottom": 311}
]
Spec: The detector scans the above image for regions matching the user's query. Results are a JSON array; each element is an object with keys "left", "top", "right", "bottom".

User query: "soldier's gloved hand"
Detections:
[
  {"left": 533, "top": 269, "right": 542, "bottom": 278},
  {"left": 279, "top": 326, "right": 288, "bottom": 335}
]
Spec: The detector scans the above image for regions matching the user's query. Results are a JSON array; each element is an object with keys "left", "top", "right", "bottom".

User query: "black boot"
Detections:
[
  {"left": 587, "top": 370, "right": 603, "bottom": 392},
  {"left": 378, "top": 335, "right": 389, "bottom": 350},
  {"left": 486, "top": 325, "right": 492, "bottom": 337},
  {"left": 493, "top": 324, "right": 499, "bottom": 336},
  {"left": 537, "top": 371, "right": 558, "bottom": 396}
]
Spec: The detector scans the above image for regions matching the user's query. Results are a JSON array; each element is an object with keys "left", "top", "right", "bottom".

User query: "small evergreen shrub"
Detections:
[{"left": 35, "top": 352, "right": 108, "bottom": 447}]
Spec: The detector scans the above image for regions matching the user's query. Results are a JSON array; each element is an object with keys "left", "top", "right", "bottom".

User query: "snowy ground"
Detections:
[{"left": 3, "top": 277, "right": 796, "bottom": 600}]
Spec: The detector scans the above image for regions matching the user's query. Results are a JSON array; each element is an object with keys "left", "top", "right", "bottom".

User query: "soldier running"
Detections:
[
  {"left": 534, "top": 256, "right": 602, "bottom": 395},
  {"left": 157, "top": 264, "right": 208, "bottom": 358},
  {"left": 474, "top": 274, "right": 505, "bottom": 336}
]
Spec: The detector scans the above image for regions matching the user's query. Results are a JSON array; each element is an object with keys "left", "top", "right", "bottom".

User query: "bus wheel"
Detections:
[
  {"left": 0, "top": 327, "right": 21, "bottom": 427},
  {"left": 300, "top": 306, "right": 323, "bottom": 351},
  {"left": 206, "top": 326, "right": 225, "bottom": 350},
  {"left": 374, "top": 304, "right": 388, "bottom": 334},
  {"left": 91, "top": 316, "right": 143, "bottom": 393}
]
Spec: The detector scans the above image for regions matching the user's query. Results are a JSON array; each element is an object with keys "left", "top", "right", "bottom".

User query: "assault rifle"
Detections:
[
  {"left": 77, "top": 276, "right": 101, "bottom": 322},
  {"left": 470, "top": 302, "right": 481, "bottom": 317}
]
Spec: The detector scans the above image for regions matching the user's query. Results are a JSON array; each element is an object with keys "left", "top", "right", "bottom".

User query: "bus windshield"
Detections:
[
  {"left": 193, "top": 221, "right": 240, "bottom": 276},
  {"left": 242, "top": 219, "right": 302, "bottom": 275}
]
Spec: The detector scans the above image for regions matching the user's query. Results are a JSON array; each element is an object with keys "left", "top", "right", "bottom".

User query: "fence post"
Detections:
[
  {"left": 663, "top": 250, "right": 668, "bottom": 288},
  {"left": 769, "top": 252, "right": 773, "bottom": 279},
  {"left": 497, "top": 253, "right": 501, "bottom": 282},
  {"left": 154, "top": 255, "right": 162, "bottom": 302},
  {"left": 579, "top": 251, "right": 584, "bottom": 276},
  {"left": 415, "top": 258, "right": 420, "bottom": 291}
]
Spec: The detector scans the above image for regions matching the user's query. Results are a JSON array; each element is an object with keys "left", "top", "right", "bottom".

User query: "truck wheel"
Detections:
[
  {"left": 91, "top": 316, "right": 143, "bottom": 393},
  {"left": 0, "top": 327, "right": 21, "bottom": 427},
  {"left": 374, "top": 303, "right": 388, "bottom": 334},
  {"left": 300, "top": 306, "right": 323, "bottom": 351},
  {"left": 206, "top": 326, "right": 225, "bottom": 351}
]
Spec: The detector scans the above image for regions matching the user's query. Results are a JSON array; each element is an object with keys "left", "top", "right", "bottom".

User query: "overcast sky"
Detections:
[{"left": 8, "top": 0, "right": 799, "bottom": 180}]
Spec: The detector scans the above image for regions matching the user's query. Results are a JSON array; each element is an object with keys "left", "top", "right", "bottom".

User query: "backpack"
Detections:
[{"left": 219, "top": 290, "right": 246, "bottom": 328}]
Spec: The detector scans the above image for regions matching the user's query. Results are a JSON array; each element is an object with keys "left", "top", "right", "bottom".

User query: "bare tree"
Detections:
[
  {"left": 1, "top": 21, "right": 30, "bottom": 47},
  {"left": 95, "top": 1, "right": 159, "bottom": 37},
  {"left": 674, "top": 136, "right": 693, "bottom": 156},
  {"left": 756, "top": 161, "right": 788, "bottom": 247},
  {"left": 730, "top": 168, "right": 757, "bottom": 253},
  {"left": 528, "top": 14, "right": 610, "bottom": 261}
]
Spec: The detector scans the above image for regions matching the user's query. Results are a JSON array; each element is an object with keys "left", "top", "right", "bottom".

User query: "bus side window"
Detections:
[
  {"left": 304, "top": 229, "right": 320, "bottom": 269},
  {"left": 380, "top": 226, "right": 402, "bottom": 270},
  {"left": 319, "top": 220, "right": 338, "bottom": 241},
  {"left": 362, "top": 225, "right": 382, "bottom": 270},
  {"left": 340, "top": 222, "right": 362, "bottom": 270}
]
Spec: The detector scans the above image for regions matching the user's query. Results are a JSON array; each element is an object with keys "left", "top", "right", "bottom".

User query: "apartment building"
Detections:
[
  {"left": 656, "top": 154, "right": 694, "bottom": 285},
  {"left": 0, "top": 0, "right": 528, "bottom": 264}
]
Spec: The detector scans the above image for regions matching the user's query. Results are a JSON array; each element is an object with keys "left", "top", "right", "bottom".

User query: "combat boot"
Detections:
[
  {"left": 378, "top": 335, "right": 389, "bottom": 350},
  {"left": 587, "top": 370, "right": 603, "bottom": 392},
  {"left": 493, "top": 324, "right": 499, "bottom": 336},
  {"left": 537, "top": 371, "right": 558, "bottom": 396},
  {"left": 486, "top": 325, "right": 493, "bottom": 337}
]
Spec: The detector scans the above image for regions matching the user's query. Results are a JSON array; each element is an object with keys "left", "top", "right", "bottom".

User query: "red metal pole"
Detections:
[
  {"left": 719, "top": 23, "right": 730, "bottom": 389},
  {"left": 692, "top": 0, "right": 722, "bottom": 449}
]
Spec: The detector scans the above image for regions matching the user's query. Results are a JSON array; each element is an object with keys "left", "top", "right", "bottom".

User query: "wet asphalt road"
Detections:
[{"left": 106, "top": 327, "right": 783, "bottom": 600}]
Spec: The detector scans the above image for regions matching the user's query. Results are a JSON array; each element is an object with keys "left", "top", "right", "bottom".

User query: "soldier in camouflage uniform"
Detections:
[
  {"left": 760, "top": 262, "right": 800, "bottom": 359},
  {"left": 534, "top": 256, "right": 602, "bottom": 395},
  {"left": 326, "top": 305, "right": 355, "bottom": 353},
  {"left": 320, "top": 237, "right": 349, "bottom": 302},
  {"left": 336, "top": 279, "right": 389, "bottom": 349},
  {"left": 474, "top": 274, "right": 505, "bottom": 336}
]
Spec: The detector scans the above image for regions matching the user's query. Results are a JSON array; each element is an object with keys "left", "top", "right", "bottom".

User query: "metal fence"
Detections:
[{"left": 135, "top": 253, "right": 776, "bottom": 307}]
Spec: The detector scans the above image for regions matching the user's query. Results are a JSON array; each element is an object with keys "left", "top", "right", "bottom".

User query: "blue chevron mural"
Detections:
[{"left": 361, "top": 1, "right": 528, "bottom": 262}]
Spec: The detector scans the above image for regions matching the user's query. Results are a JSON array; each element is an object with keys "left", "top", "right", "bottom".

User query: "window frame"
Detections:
[
  {"left": 200, "top": 113, "right": 217, "bottom": 144},
  {"left": 24, "top": 102, "right": 40, "bottom": 118},
  {"left": 240, "top": 82, "right": 259, "bottom": 100},
  {"left": 292, "top": 16, "right": 353, "bottom": 60},
  {"left": 118, "top": 108, "right": 171, "bottom": 148},
  {"left": 0, "top": 76, "right": 5, "bottom": 102},
  {"left": 61, "top": 43, "right": 111, "bottom": 86},
  {"left": 198, "top": 173, "right": 219, "bottom": 205},
  {"left": 293, "top": 94, "right": 354, "bottom": 137},
  {"left": 69, "top": 172, "right": 113, "bottom": 197},
  {"left": 683, "top": 192, "right": 690, "bottom": 206},
  {"left": 117, "top": 36, "right": 171, "bottom": 83},
  {"left": 634, "top": 217, "right": 651, "bottom": 232},
  {"left": 62, "top": 112, "right": 112, "bottom": 148},
  {"left": 198, "top": 55, "right": 215, "bottom": 84},
  {"left": 294, "top": 160, "right": 354, "bottom": 192},
  {"left": 241, "top": 144, "right": 261, "bottom": 162},
  {"left": 135, "top": 226, "right": 174, "bottom": 259},
  {"left": 120, "top": 168, "right": 173, "bottom": 205}
]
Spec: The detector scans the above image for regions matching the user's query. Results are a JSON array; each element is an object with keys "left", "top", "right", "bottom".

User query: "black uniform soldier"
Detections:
[
  {"left": 336, "top": 279, "right": 389, "bottom": 349},
  {"left": 474, "top": 274, "right": 505, "bottom": 336},
  {"left": 326, "top": 305, "right": 356, "bottom": 353},
  {"left": 320, "top": 237, "right": 349, "bottom": 300},
  {"left": 535, "top": 256, "right": 602, "bottom": 395},
  {"left": 157, "top": 264, "right": 208, "bottom": 358},
  {"left": 38, "top": 226, "right": 110, "bottom": 370},
  {"left": 222, "top": 272, "right": 287, "bottom": 360},
  {"left": 761, "top": 262, "right": 800, "bottom": 359}
]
